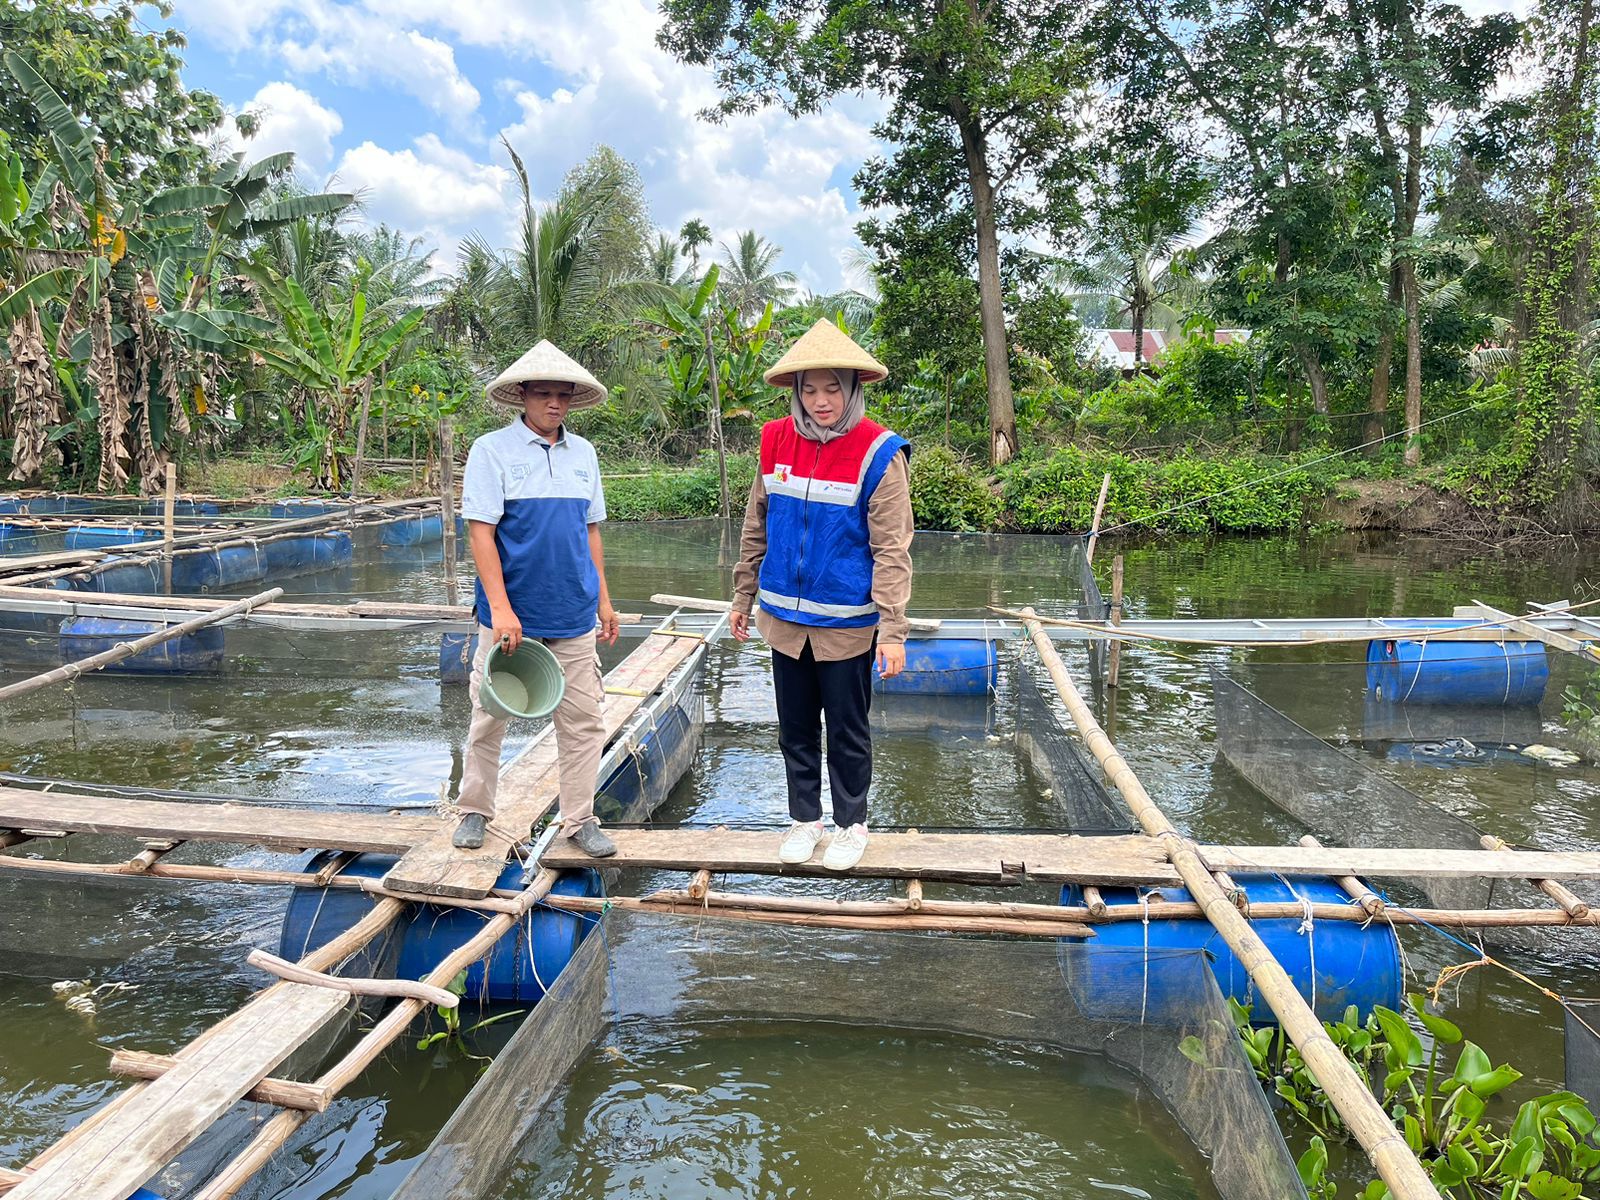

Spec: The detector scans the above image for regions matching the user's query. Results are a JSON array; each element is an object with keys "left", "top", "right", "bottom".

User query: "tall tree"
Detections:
[
  {"left": 679, "top": 218, "right": 711, "bottom": 274},
  {"left": 0, "top": 0, "right": 223, "bottom": 191},
  {"left": 1511, "top": 0, "right": 1598, "bottom": 516},
  {"left": 659, "top": 0, "right": 1092, "bottom": 465},
  {"left": 1336, "top": 0, "right": 1519, "bottom": 463},
  {"left": 718, "top": 230, "right": 797, "bottom": 322}
]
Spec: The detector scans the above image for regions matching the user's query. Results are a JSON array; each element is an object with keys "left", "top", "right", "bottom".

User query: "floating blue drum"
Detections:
[
  {"left": 59, "top": 616, "right": 225, "bottom": 674},
  {"left": 873, "top": 638, "right": 998, "bottom": 697},
  {"left": 381, "top": 514, "right": 444, "bottom": 547},
  {"left": 171, "top": 544, "right": 268, "bottom": 591},
  {"left": 64, "top": 525, "right": 162, "bottom": 552},
  {"left": 1367, "top": 628, "right": 1548, "bottom": 706},
  {"left": 264, "top": 534, "right": 316, "bottom": 574},
  {"left": 311, "top": 531, "right": 354, "bottom": 569},
  {"left": 1059, "top": 875, "right": 1401, "bottom": 1025},
  {"left": 281, "top": 854, "right": 602, "bottom": 1004},
  {"left": 270, "top": 499, "right": 341, "bottom": 519},
  {"left": 440, "top": 632, "right": 477, "bottom": 684},
  {"left": 0, "top": 524, "right": 38, "bottom": 554},
  {"left": 85, "top": 557, "right": 161, "bottom": 595}
]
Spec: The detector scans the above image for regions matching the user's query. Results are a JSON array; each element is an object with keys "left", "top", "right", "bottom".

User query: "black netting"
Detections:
[
  {"left": 1015, "top": 661, "right": 1135, "bottom": 833},
  {"left": 390, "top": 910, "right": 1304, "bottom": 1200}
]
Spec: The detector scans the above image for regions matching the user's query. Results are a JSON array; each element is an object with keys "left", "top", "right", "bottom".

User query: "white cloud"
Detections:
[
  {"left": 173, "top": 0, "right": 481, "bottom": 121},
  {"left": 332, "top": 133, "right": 514, "bottom": 267},
  {"left": 219, "top": 81, "right": 344, "bottom": 175},
  {"left": 179, "top": 0, "right": 892, "bottom": 289}
]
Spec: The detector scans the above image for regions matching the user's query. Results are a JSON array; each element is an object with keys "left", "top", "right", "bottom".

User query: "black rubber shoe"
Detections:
[
  {"left": 568, "top": 823, "right": 617, "bottom": 858},
  {"left": 452, "top": 813, "right": 487, "bottom": 850}
]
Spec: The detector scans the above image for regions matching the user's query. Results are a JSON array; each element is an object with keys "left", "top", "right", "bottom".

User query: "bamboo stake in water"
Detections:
[
  {"left": 1108, "top": 554, "right": 1124, "bottom": 688},
  {"left": 1086, "top": 471, "right": 1111, "bottom": 564},
  {"left": 439, "top": 418, "right": 458, "bottom": 607},
  {"left": 351, "top": 376, "right": 374, "bottom": 499},
  {"left": 1018, "top": 607, "right": 1441, "bottom": 1200},
  {"left": 0, "top": 588, "right": 283, "bottom": 703},
  {"left": 161, "top": 462, "right": 176, "bottom": 595}
]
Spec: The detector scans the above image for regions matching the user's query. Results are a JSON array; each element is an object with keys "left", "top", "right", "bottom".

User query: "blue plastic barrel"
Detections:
[
  {"left": 440, "top": 632, "right": 477, "bottom": 684},
  {"left": 0, "top": 524, "right": 38, "bottom": 554},
  {"left": 59, "top": 616, "right": 225, "bottom": 674},
  {"left": 873, "top": 638, "right": 998, "bottom": 697},
  {"left": 379, "top": 514, "right": 444, "bottom": 547},
  {"left": 1366, "top": 634, "right": 1548, "bottom": 706},
  {"left": 311, "top": 531, "right": 354, "bottom": 569},
  {"left": 264, "top": 535, "right": 315, "bottom": 574},
  {"left": 270, "top": 500, "right": 341, "bottom": 519},
  {"left": 64, "top": 526, "right": 162, "bottom": 552},
  {"left": 86, "top": 558, "right": 161, "bottom": 594},
  {"left": 280, "top": 855, "right": 601, "bottom": 1004},
  {"left": 1059, "top": 875, "right": 1401, "bottom": 1025}
]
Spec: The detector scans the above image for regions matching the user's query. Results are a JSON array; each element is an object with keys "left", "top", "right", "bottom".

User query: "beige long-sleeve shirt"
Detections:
[{"left": 730, "top": 452, "right": 914, "bottom": 661}]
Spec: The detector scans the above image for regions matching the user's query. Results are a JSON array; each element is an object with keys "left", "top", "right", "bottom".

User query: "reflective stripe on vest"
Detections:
[
  {"left": 756, "top": 588, "right": 878, "bottom": 618},
  {"left": 763, "top": 429, "right": 896, "bottom": 507}
]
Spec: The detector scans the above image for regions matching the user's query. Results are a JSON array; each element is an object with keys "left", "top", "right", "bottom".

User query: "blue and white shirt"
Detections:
[{"left": 461, "top": 418, "right": 606, "bottom": 638}]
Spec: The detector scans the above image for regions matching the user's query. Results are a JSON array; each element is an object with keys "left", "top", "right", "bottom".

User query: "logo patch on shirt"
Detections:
[
  {"left": 573, "top": 467, "right": 591, "bottom": 482},
  {"left": 507, "top": 463, "right": 531, "bottom": 485},
  {"left": 775, "top": 463, "right": 792, "bottom": 483}
]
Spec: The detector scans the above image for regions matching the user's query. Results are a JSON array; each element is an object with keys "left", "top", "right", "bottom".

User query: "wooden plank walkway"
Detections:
[
  {"left": 0, "top": 786, "right": 435, "bottom": 853},
  {"left": 5, "top": 983, "right": 355, "bottom": 1200},
  {"left": 382, "top": 628, "right": 704, "bottom": 899},
  {"left": 541, "top": 828, "right": 1600, "bottom": 886}
]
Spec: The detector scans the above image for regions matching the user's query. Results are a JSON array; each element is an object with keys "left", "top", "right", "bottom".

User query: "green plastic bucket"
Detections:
[{"left": 480, "top": 638, "right": 565, "bottom": 720}]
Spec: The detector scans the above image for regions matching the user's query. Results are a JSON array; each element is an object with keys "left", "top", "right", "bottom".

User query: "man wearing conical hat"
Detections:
[
  {"left": 730, "top": 319, "right": 914, "bottom": 872},
  {"left": 452, "top": 340, "right": 620, "bottom": 857}
]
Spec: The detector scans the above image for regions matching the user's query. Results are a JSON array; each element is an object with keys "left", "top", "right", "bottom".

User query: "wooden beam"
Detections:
[
  {"left": 1481, "top": 834, "right": 1590, "bottom": 919},
  {"left": 0, "top": 786, "right": 437, "bottom": 853},
  {"left": 108, "top": 1051, "right": 326, "bottom": 1113},
  {"left": 1462, "top": 600, "right": 1600, "bottom": 663}
]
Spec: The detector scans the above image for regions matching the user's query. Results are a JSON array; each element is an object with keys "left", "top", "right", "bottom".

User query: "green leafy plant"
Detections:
[
  {"left": 1233, "top": 994, "right": 1600, "bottom": 1198},
  {"left": 415, "top": 970, "right": 524, "bottom": 1064}
]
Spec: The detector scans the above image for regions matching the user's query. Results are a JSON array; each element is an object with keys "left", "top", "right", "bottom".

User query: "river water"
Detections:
[{"left": 0, "top": 523, "right": 1596, "bottom": 1198}]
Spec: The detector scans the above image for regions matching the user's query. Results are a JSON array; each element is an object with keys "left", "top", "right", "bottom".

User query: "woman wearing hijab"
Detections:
[{"left": 730, "top": 319, "right": 914, "bottom": 872}]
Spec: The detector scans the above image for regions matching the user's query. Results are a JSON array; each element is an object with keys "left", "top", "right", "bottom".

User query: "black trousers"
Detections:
[{"left": 771, "top": 638, "right": 875, "bottom": 827}]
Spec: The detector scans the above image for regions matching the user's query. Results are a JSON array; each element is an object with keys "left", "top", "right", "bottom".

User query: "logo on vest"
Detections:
[{"left": 774, "top": 463, "right": 792, "bottom": 484}]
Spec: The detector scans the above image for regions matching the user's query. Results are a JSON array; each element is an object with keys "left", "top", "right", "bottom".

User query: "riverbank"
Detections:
[{"left": 19, "top": 446, "right": 1595, "bottom": 537}]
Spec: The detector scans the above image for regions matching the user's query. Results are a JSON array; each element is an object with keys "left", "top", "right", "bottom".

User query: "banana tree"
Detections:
[{"left": 244, "top": 266, "right": 424, "bottom": 489}]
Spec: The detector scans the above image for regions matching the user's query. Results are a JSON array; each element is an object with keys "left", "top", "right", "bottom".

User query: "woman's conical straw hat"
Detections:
[
  {"left": 486, "top": 340, "right": 608, "bottom": 409},
  {"left": 764, "top": 319, "right": 888, "bottom": 387}
]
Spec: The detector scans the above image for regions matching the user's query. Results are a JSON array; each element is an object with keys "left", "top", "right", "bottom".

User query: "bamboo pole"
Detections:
[
  {"left": 1481, "top": 834, "right": 1590, "bottom": 919},
  {"left": 1301, "top": 835, "right": 1385, "bottom": 917},
  {"left": 108, "top": 1051, "right": 325, "bottom": 1112},
  {"left": 1085, "top": 472, "right": 1112, "bottom": 564},
  {"left": 1107, "top": 554, "right": 1124, "bottom": 688},
  {"left": 439, "top": 418, "right": 458, "bottom": 607},
  {"left": 1017, "top": 607, "right": 1441, "bottom": 1200},
  {"left": 0, "top": 588, "right": 283, "bottom": 703},
  {"left": 126, "top": 840, "right": 180, "bottom": 874},
  {"left": 1081, "top": 886, "right": 1107, "bottom": 918},
  {"left": 688, "top": 868, "right": 713, "bottom": 902},
  {"left": 906, "top": 878, "right": 923, "bottom": 911},
  {"left": 161, "top": 463, "right": 176, "bottom": 596},
  {"left": 649, "top": 592, "right": 942, "bottom": 633},
  {"left": 703, "top": 322, "right": 731, "bottom": 522},
  {"left": 545, "top": 893, "right": 1094, "bottom": 937},
  {"left": 351, "top": 377, "right": 374, "bottom": 500}
]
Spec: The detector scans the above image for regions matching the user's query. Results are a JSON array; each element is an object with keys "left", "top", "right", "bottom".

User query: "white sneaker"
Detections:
[
  {"left": 778, "top": 820, "right": 826, "bottom": 865},
  {"left": 823, "top": 823, "right": 869, "bottom": 872}
]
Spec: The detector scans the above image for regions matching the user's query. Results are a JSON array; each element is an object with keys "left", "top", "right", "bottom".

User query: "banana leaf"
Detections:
[{"left": 2, "top": 52, "right": 95, "bottom": 198}]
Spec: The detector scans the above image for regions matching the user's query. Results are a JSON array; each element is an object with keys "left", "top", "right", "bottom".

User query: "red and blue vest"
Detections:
[{"left": 757, "top": 416, "right": 910, "bottom": 629}]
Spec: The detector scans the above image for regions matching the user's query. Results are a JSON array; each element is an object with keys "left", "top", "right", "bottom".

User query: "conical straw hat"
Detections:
[
  {"left": 485, "top": 340, "right": 608, "bottom": 409},
  {"left": 764, "top": 319, "right": 887, "bottom": 387}
]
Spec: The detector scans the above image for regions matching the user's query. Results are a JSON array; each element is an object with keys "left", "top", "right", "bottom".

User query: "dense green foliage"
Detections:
[
  {"left": 0, "top": 0, "right": 1596, "bottom": 529},
  {"left": 1234, "top": 995, "right": 1600, "bottom": 1198}
]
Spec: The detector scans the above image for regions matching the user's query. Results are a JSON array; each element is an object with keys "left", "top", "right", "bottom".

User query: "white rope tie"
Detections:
[
  {"left": 1297, "top": 889, "right": 1318, "bottom": 1016},
  {"left": 1140, "top": 890, "right": 1152, "bottom": 1026}
]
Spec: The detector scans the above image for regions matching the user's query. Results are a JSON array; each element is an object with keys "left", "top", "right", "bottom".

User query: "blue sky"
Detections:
[{"left": 165, "top": 0, "right": 887, "bottom": 292}]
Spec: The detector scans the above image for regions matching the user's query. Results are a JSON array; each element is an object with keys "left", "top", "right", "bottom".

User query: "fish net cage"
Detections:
[
  {"left": 371, "top": 910, "right": 1305, "bottom": 1200},
  {"left": 1015, "top": 660, "right": 1136, "bottom": 833},
  {"left": 1209, "top": 666, "right": 1591, "bottom": 952}
]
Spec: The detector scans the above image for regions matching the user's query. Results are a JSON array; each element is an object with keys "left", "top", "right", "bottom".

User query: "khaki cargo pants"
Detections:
[{"left": 457, "top": 625, "right": 606, "bottom": 835}]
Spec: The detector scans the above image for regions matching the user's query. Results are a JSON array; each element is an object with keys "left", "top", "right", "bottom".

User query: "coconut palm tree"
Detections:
[
  {"left": 718, "top": 230, "right": 797, "bottom": 323},
  {"left": 679, "top": 218, "right": 711, "bottom": 274},
  {"left": 648, "top": 232, "right": 689, "bottom": 286}
]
